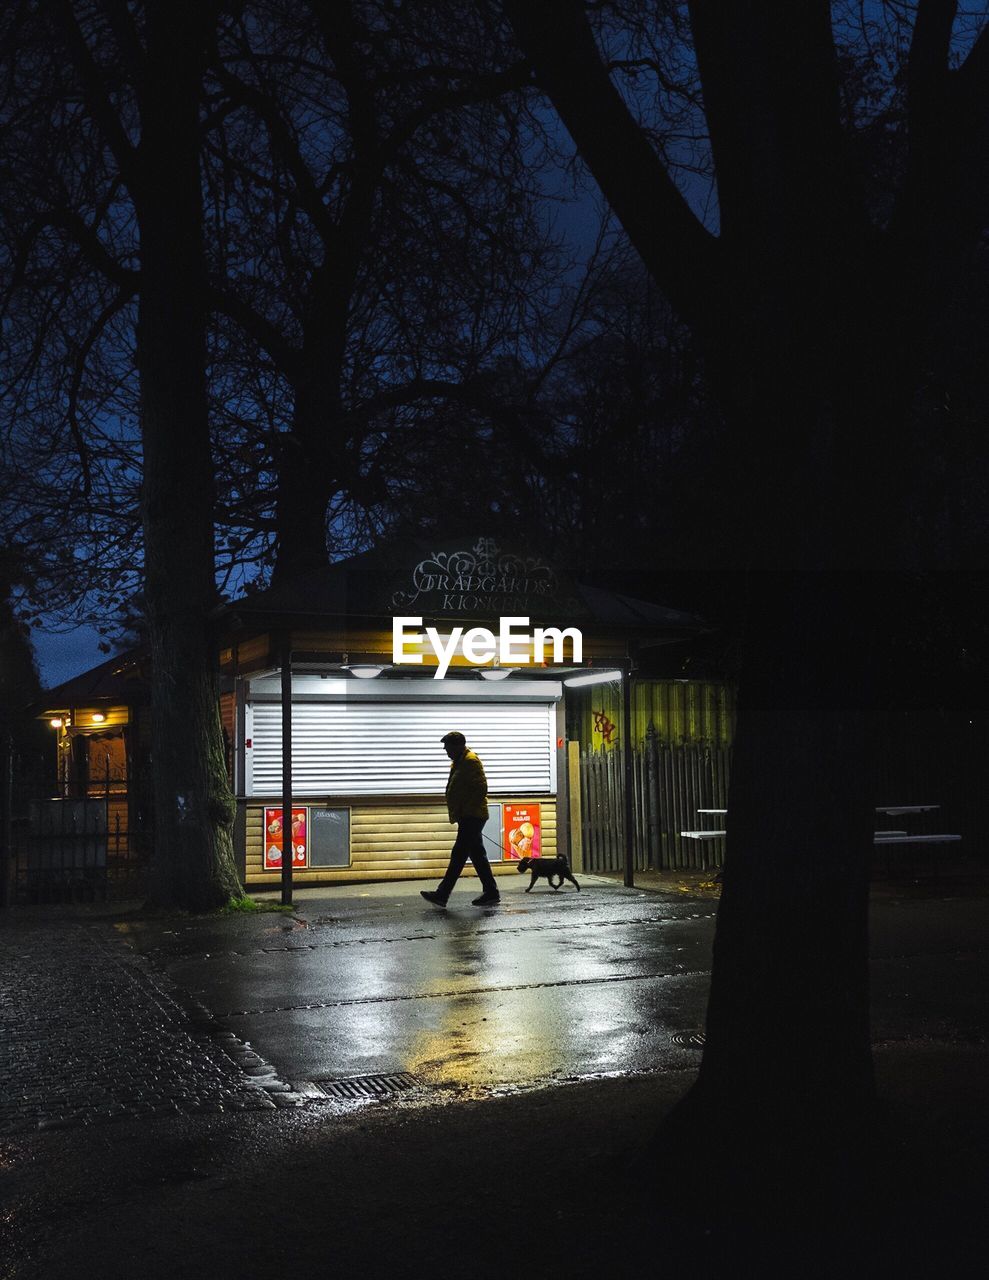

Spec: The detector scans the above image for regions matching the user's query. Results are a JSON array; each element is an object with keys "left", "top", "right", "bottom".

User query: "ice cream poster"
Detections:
[
  {"left": 504, "top": 803, "right": 540, "bottom": 860},
  {"left": 263, "top": 807, "right": 308, "bottom": 869}
]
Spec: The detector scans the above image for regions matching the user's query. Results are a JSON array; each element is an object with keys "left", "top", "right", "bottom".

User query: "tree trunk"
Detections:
[
  {"left": 136, "top": 2, "right": 241, "bottom": 910},
  {"left": 499, "top": 4, "right": 918, "bottom": 1195},
  {"left": 664, "top": 319, "right": 920, "bottom": 1220},
  {"left": 697, "top": 575, "right": 876, "bottom": 1110},
  {"left": 271, "top": 383, "right": 338, "bottom": 585},
  {"left": 270, "top": 225, "right": 369, "bottom": 585}
]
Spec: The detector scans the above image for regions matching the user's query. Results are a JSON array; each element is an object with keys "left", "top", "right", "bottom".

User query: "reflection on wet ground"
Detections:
[
  {"left": 4, "top": 877, "right": 988, "bottom": 1138},
  {"left": 141, "top": 879, "right": 717, "bottom": 1093}
]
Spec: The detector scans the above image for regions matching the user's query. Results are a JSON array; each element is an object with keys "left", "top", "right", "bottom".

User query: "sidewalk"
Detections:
[
  {"left": 595, "top": 868, "right": 723, "bottom": 897},
  {"left": 0, "top": 913, "right": 297, "bottom": 1137},
  {"left": 0, "top": 872, "right": 633, "bottom": 1138},
  {"left": 2, "top": 881, "right": 986, "bottom": 1278},
  {"left": 597, "top": 858, "right": 989, "bottom": 900},
  {"left": 3, "top": 1026, "right": 985, "bottom": 1278}
]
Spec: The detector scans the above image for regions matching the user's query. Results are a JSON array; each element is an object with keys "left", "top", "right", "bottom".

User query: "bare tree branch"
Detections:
[
  {"left": 40, "top": 207, "right": 139, "bottom": 291},
  {"left": 211, "top": 62, "right": 340, "bottom": 250},
  {"left": 66, "top": 288, "right": 133, "bottom": 498},
  {"left": 957, "top": 17, "right": 989, "bottom": 91},
  {"left": 907, "top": 0, "right": 957, "bottom": 142},
  {"left": 502, "top": 0, "right": 721, "bottom": 344},
  {"left": 50, "top": 0, "right": 140, "bottom": 179},
  {"left": 207, "top": 286, "right": 304, "bottom": 380}
]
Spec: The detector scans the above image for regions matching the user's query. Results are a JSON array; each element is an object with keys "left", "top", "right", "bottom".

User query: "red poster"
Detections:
[
  {"left": 263, "top": 807, "right": 308, "bottom": 870},
  {"left": 504, "top": 803, "right": 541, "bottom": 860}
]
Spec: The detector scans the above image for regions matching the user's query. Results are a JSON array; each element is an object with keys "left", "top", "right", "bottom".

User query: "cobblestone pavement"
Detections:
[{"left": 0, "top": 917, "right": 309, "bottom": 1135}]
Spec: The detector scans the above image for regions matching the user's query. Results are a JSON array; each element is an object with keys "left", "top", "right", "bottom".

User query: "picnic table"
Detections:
[
  {"left": 874, "top": 833, "right": 961, "bottom": 843},
  {"left": 873, "top": 805, "right": 962, "bottom": 875},
  {"left": 873, "top": 805, "right": 959, "bottom": 844},
  {"left": 681, "top": 805, "right": 962, "bottom": 852},
  {"left": 681, "top": 809, "right": 726, "bottom": 839}
]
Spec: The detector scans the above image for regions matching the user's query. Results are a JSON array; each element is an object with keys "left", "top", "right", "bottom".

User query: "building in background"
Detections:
[
  {"left": 215, "top": 538, "right": 701, "bottom": 888},
  {"left": 28, "top": 538, "right": 703, "bottom": 895}
]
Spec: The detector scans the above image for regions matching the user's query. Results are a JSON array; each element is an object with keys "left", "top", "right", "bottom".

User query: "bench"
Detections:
[
  {"left": 681, "top": 800, "right": 961, "bottom": 874},
  {"left": 680, "top": 830, "right": 960, "bottom": 843},
  {"left": 873, "top": 833, "right": 961, "bottom": 844},
  {"left": 875, "top": 829, "right": 962, "bottom": 880}
]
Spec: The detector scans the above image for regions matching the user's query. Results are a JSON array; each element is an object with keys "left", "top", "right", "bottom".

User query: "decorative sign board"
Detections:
[
  {"left": 388, "top": 538, "right": 585, "bottom": 618},
  {"left": 503, "top": 802, "right": 541, "bottom": 860},
  {"left": 263, "top": 807, "right": 308, "bottom": 869}
]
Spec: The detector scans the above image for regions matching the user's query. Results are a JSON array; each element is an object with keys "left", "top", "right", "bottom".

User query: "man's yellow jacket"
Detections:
[{"left": 445, "top": 749, "right": 489, "bottom": 822}]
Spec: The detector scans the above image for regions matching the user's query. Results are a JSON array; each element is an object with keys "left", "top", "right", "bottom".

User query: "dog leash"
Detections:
[
  {"left": 478, "top": 810, "right": 543, "bottom": 861},
  {"left": 481, "top": 823, "right": 530, "bottom": 862}
]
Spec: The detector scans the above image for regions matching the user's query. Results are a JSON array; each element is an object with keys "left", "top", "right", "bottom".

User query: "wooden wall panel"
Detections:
[{"left": 244, "top": 798, "right": 557, "bottom": 886}]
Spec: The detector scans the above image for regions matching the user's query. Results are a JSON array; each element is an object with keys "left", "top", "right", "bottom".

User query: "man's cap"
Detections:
[{"left": 440, "top": 730, "right": 466, "bottom": 746}]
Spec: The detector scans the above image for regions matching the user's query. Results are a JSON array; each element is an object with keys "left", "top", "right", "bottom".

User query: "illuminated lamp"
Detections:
[
  {"left": 477, "top": 667, "right": 514, "bottom": 681},
  {"left": 563, "top": 670, "right": 622, "bottom": 688},
  {"left": 50, "top": 717, "right": 63, "bottom": 729},
  {"left": 91, "top": 712, "right": 106, "bottom": 723},
  {"left": 345, "top": 665, "right": 384, "bottom": 679}
]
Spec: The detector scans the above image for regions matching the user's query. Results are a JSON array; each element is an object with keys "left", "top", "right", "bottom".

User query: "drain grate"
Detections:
[
  {"left": 313, "top": 1071, "right": 420, "bottom": 1100},
  {"left": 670, "top": 1031, "right": 706, "bottom": 1049}
]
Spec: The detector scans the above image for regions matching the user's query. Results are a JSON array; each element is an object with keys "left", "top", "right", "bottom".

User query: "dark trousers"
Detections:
[{"left": 436, "top": 815, "right": 498, "bottom": 899}]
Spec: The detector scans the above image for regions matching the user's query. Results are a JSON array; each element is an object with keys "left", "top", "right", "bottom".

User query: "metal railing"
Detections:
[{"left": 8, "top": 781, "right": 146, "bottom": 905}]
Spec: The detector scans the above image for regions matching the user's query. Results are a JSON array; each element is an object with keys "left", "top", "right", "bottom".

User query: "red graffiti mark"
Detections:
[{"left": 593, "top": 710, "right": 617, "bottom": 745}]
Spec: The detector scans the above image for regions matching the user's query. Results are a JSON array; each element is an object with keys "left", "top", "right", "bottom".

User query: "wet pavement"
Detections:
[
  {"left": 0, "top": 876, "right": 717, "bottom": 1140},
  {"left": 0, "top": 918, "right": 294, "bottom": 1136},
  {"left": 1, "top": 875, "right": 987, "bottom": 1278},
  {"left": 117, "top": 876, "right": 716, "bottom": 1093},
  {"left": 3, "top": 876, "right": 989, "bottom": 1138},
  {"left": 3, "top": 880, "right": 982, "bottom": 1141}
]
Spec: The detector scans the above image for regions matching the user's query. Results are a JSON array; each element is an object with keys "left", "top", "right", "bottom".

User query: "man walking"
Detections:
[{"left": 421, "top": 731, "right": 501, "bottom": 908}]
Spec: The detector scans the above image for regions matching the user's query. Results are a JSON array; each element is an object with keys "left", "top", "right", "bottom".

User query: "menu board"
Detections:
[
  {"left": 309, "top": 807, "right": 351, "bottom": 867},
  {"left": 263, "top": 807, "right": 308, "bottom": 870}
]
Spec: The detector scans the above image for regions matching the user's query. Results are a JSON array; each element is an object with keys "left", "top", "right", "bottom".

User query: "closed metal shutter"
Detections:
[{"left": 246, "top": 701, "right": 556, "bottom": 796}]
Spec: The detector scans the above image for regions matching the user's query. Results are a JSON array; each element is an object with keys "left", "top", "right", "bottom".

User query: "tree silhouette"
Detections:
[
  {"left": 501, "top": 0, "right": 989, "bottom": 1192},
  {"left": 38, "top": 0, "right": 242, "bottom": 908},
  {"left": 203, "top": 0, "right": 560, "bottom": 583},
  {"left": 1, "top": 1, "right": 575, "bottom": 616},
  {"left": 0, "top": 0, "right": 599, "bottom": 904}
]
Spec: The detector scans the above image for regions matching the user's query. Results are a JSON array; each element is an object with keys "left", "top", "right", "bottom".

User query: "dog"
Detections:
[{"left": 516, "top": 854, "right": 580, "bottom": 892}]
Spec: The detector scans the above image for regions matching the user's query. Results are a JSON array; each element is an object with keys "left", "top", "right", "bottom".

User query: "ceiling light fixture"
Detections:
[{"left": 563, "top": 670, "right": 623, "bottom": 688}]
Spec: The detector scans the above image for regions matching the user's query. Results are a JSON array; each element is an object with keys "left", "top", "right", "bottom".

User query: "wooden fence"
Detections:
[{"left": 579, "top": 740, "right": 732, "bottom": 873}]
